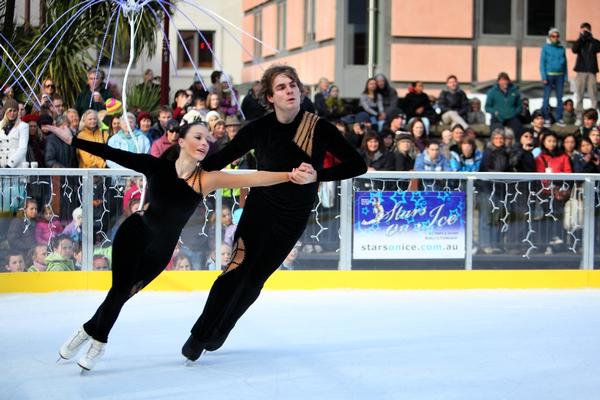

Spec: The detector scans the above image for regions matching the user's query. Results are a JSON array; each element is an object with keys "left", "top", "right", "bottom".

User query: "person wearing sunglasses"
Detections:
[{"left": 540, "top": 28, "right": 567, "bottom": 127}]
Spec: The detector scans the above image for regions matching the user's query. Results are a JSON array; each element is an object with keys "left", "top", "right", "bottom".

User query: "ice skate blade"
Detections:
[
  {"left": 78, "top": 363, "right": 90, "bottom": 374},
  {"left": 184, "top": 350, "right": 206, "bottom": 366}
]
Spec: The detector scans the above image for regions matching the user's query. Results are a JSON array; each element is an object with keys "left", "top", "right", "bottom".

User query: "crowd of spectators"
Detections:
[{"left": 1, "top": 22, "right": 599, "bottom": 271}]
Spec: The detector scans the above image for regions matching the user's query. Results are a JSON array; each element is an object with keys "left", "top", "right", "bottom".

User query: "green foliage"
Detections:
[
  {"left": 0, "top": 0, "right": 170, "bottom": 108},
  {"left": 125, "top": 81, "right": 161, "bottom": 113}
]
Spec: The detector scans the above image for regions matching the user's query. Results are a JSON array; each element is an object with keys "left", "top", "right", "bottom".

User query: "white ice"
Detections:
[{"left": 1, "top": 290, "right": 599, "bottom": 400}]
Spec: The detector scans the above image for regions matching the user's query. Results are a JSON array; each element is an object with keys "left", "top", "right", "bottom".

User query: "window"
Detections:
[
  {"left": 527, "top": 0, "right": 555, "bottom": 36},
  {"left": 277, "top": 1, "right": 287, "bottom": 50},
  {"left": 304, "top": 0, "right": 315, "bottom": 43},
  {"left": 177, "top": 30, "right": 215, "bottom": 69},
  {"left": 254, "top": 11, "right": 263, "bottom": 57},
  {"left": 347, "top": 0, "right": 368, "bottom": 65},
  {"left": 482, "top": 0, "right": 511, "bottom": 35}
]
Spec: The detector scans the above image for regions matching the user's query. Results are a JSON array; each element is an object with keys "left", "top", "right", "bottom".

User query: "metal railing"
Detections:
[{"left": 0, "top": 169, "right": 598, "bottom": 271}]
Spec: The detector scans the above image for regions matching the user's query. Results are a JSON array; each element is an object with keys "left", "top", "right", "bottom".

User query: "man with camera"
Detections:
[{"left": 572, "top": 22, "right": 600, "bottom": 124}]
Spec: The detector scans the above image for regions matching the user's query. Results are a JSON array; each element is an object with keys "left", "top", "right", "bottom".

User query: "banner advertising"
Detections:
[{"left": 353, "top": 191, "right": 466, "bottom": 259}]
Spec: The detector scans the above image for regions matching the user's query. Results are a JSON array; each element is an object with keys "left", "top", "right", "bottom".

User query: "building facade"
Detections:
[{"left": 242, "top": 0, "right": 600, "bottom": 96}]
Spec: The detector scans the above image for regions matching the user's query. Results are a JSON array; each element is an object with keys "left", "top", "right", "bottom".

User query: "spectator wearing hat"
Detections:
[
  {"left": 241, "top": 80, "right": 267, "bottom": 121},
  {"left": 485, "top": 72, "right": 523, "bottom": 139},
  {"left": 106, "top": 113, "right": 150, "bottom": 168},
  {"left": 75, "top": 69, "right": 113, "bottom": 117},
  {"left": 207, "top": 119, "right": 227, "bottom": 155},
  {"left": 150, "top": 118, "right": 179, "bottom": 158},
  {"left": 438, "top": 75, "right": 469, "bottom": 129},
  {"left": 76, "top": 109, "right": 108, "bottom": 168},
  {"left": 218, "top": 73, "right": 240, "bottom": 117},
  {"left": 393, "top": 133, "right": 414, "bottom": 171},
  {"left": 0, "top": 98, "right": 28, "bottom": 167},
  {"left": 540, "top": 28, "right": 568, "bottom": 126},
  {"left": 225, "top": 115, "right": 241, "bottom": 141},
  {"left": 381, "top": 111, "right": 406, "bottom": 139},
  {"left": 572, "top": 22, "right": 600, "bottom": 122},
  {"left": 104, "top": 98, "right": 122, "bottom": 116}
]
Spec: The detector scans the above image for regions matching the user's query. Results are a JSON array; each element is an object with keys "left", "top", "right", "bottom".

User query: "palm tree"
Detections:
[{"left": 1, "top": 0, "right": 170, "bottom": 107}]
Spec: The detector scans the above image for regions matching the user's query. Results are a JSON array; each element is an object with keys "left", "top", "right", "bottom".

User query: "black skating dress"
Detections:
[
  {"left": 188, "top": 111, "right": 367, "bottom": 349},
  {"left": 70, "top": 137, "right": 204, "bottom": 343}
]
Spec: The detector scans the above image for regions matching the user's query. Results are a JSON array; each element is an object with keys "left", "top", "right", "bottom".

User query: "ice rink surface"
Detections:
[{"left": 1, "top": 289, "right": 599, "bottom": 400}]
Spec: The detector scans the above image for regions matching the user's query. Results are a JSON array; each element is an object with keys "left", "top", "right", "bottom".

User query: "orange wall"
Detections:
[
  {"left": 391, "top": 0, "right": 473, "bottom": 38},
  {"left": 262, "top": 4, "right": 277, "bottom": 57},
  {"left": 242, "top": 0, "right": 269, "bottom": 12},
  {"left": 315, "top": 0, "right": 336, "bottom": 42},
  {"left": 242, "top": 45, "right": 336, "bottom": 85},
  {"left": 390, "top": 44, "right": 472, "bottom": 82},
  {"left": 521, "top": 47, "right": 541, "bottom": 81},
  {"left": 286, "top": 0, "right": 304, "bottom": 50},
  {"left": 242, "top": 14, "right": 254, "bottom": 63},
  {"left": 565, "top": 0, "right": 600, "bottom": 41},
  {"left": 477, "top": 46, "right": 516, "bottom": 82}
]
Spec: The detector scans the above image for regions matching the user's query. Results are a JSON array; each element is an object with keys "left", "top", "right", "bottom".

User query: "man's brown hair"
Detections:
[{"left": 259, "top": 65, "right": 304, "bottom": 110}]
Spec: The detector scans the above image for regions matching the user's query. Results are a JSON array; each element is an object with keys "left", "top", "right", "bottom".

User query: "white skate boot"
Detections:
[
  {"left": 77, "top": 339, "right": 106, "bottom": 371},
  {"left": 59, "top": 326, "right": 90, "bottom": 360}
]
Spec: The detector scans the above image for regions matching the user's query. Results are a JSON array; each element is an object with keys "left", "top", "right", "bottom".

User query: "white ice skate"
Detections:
[
  {"left": 77, "top": 339, "right": 106, "bottom": 371},
  {"left": 58, "top": 326, "right": 90, "bottom": 360}
]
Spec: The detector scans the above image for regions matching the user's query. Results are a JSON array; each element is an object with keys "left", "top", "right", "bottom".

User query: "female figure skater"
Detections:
[
  {"left": 182, "top": 65, "right": 367, "bottom": 361},
  {"left": 42, "top": 121, "right": 311, "bottom": 371}
]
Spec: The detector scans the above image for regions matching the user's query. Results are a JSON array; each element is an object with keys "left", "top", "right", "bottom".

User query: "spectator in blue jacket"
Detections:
[
  {"left": 414, "top": 141, "right": 451, "bottom": 172},
  {"left": 449, "top": 137, "right": 482, "bottom": 172},
  {"left": 540, "top": 28, "right": 568, "bottom": 126},
  {"left": 485, "top": 72, "right": 523, "bottom": 139}
]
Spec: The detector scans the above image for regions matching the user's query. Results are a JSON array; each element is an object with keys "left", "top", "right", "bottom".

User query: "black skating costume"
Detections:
[
  {"left": 70, "top": 137, "right": 204, "bottom": 343},
  {"left": 185, "top": 111, "right": 367, "bottom": 355}
]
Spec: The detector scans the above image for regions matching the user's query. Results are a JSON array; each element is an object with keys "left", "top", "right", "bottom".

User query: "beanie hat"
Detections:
[
  {"left": 3, "top": 98, "right": 18, "bottom": 111},
  {"left": 105, "top": 98, "right": 122, "bottom": 115},
  {"left": 21, "top": 114, "right": 39, "bottom": 124}
]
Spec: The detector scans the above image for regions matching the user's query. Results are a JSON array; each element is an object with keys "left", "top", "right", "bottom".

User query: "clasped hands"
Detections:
[{"left": 289, "top": 162, "right": 317, "bottom": 185}]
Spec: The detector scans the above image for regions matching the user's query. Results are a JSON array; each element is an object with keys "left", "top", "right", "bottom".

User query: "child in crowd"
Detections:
[
  {"left": 35, "top": 205, "right": 63, "bottom": 245},
  {"left": 4, "top": 251, "right": 25, "bottom": 272},
  {"left": 45, "top": 235, "right": 76, "bottom": 271},
  {"left": 27, "top": 244, "right": 48, "bottom": 272}
]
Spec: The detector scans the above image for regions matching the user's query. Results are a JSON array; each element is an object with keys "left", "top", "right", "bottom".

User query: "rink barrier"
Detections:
[
  {"left": 1, "top": 270, "right": 600, "bottom": 292},
  {"left": 1, "top": 169, "right": 599, "bottom": 272}
]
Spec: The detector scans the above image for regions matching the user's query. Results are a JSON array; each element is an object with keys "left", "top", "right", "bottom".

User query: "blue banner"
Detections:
[{"left": 353, "top": 191, "right": 466, "bottom": 259}]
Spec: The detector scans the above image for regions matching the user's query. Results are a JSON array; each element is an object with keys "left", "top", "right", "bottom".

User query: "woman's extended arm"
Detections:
[
  {"left": 201, "top": 170, "right": 291, "bottom": 195},
  {"left": 42, "top": 125, "right": 156, "bottom": 174}
]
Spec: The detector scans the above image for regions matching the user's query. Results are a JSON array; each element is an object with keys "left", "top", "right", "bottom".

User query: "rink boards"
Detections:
[{"left": 1, "top": 270, "right": 600, "bottom": 292}]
